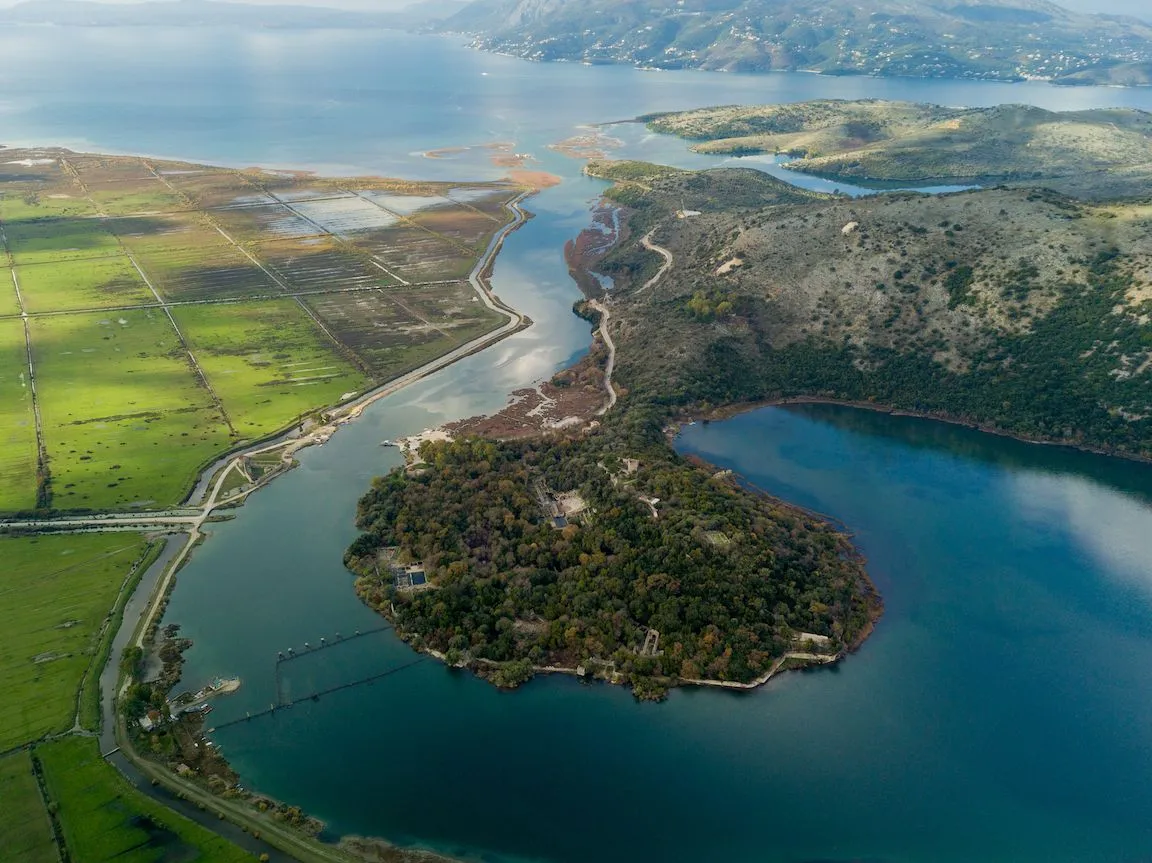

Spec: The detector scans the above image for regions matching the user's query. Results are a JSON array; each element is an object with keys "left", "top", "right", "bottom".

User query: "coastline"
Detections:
[
  {"left": 453, "top": 42, "right": 1152, "bottom": 90},
  {"left": 418, "top": 640, "right": 850, "bottom": 696}
]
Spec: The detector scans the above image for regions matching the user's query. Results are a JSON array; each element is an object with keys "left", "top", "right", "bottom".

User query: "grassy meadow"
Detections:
[
  {"left": 173, "top": 299, "right": 371, "bottom": 438},
  {"left": 0, "top": 318, "right": 39, "bottom": 512},
  {"left": 0, "top": 268, "right": 22, "bottom": 316},
  {"left": 17, "top": 253, "right": 155, "bottom": 312},
  {"left": 85, "top": 180, "right": 190, "bottom": 217},
  {"left": 0, "top": 190, "right": 98, "bottom": 222},
  {"left": 0, "top": 533, "right": 150, "bottom": 751},
  {"left": 38, "top": 737, "right": 256, "bottom": 863},
  {"left": 5, "top": 219, "right": 123, "bottom": 266},
  {"left": 0, "top": 149, "right": 517, "bottom": 514},
  {"left": 0, "top": 751, "right": 58, "bottom": 863},
  {"left": 31, "top": 309, "right": 232, "bottom": 510}
]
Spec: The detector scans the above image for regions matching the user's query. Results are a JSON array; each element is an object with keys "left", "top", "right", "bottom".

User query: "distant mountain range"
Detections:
[
  {"left": 440, "top": 0, "right": 1152, "bottom": 84},
  {"left": 0, "top": 0, "right": 467, "bottom": 28},
  {"left": 6, "top": 0, "right": 1152, "bottom": 86}
]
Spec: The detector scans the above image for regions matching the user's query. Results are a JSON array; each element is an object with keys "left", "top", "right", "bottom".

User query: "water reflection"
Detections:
[
  {"left": 775, "top": 403, "right": 1152, "bottom": 505},
  {"left": 1012, "top": 471, "right": 1152, "bottom": 597}
]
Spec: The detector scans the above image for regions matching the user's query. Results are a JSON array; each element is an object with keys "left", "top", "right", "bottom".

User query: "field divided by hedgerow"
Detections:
[
  {"left": 173, "top": 299, "right": 372, "bottom": 438},
  {"left": 37, "top": 737, "right": 255, "bottom": 863},
  {"left": 0, "top": 149, "right": 520, "bottom": 513},
  {"left": 5, "top": 218, "right": 123, "bottom": 266},
  {"left": 0, "top": 267, "right": 22, "bottom": 316},
  {"left": 31, "top": 309, "right": 232, "bottom": 510},
  {"left": 0, "top": 318, "right": 39, "bottom": 512},
  {"left": 0, "top": 750, "right": 57, "bottom": 863},
  {"left": 17, "top": 253, "right": 155, "bottom": 312},
  {"left": 0, "top": 533, "right": 149, "bottom": 751}
]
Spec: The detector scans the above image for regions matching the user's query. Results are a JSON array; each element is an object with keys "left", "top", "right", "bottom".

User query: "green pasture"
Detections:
[
  {"left": 85, "top": 182, "right": 190, "bottom": 217},
  {"left": 0, "top": 191, "right": 97, "bottom": 222},
  {"left": 31, "top": 309, "right": 232, "bottom": 510},
  {"left": 173, "top": 300, "right": 371, "bottom": 438},
  {"left": 37, "top": 737, "right": 255, "bottom": 863},
  {"left": 0, "top": 750, "right": 57, "bottom": 863},
  {"left": 0, "top": 534, "right": 148, "bottom": 750},
  {"left": 17, "top": 253, "right": 155, "bottom": 313},
  {"left": 0, "top": 268, "right": 22, "bottom": 316},
  {"left": 6, "top": 218, "right": 122, "bottom": 266},
  {"left": 114, "top": 212, "right": 233, "bottom": 256},
  {"left": 0, "top": 319, "right": 39, "bottom": 512}
]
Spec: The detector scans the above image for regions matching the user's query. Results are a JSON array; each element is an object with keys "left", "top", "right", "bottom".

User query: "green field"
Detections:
[
  {"left": 174, "top": 300, "right": 371, "bottom": 439},
  {"left": 0, "top": 149, "right": 518, "bottom": 514},
  {"left": 17, "top": 253, "right": 155, "bottom": 313},
  {"left": 38, "top": 737, "right": 255, "bottom": 863},
  {"left": 0, "top": 750, "right": 58, "bottom": 863},
  {"left": 86, "top": 181, "right": 190, "bottom": 217},
  {"left": 31, "top": 309, "right": 232, "bottom": 510},
  {"left": 0, "top": 534, "right": 149, "bottom": 751},
  {"left": 0, "top": 267, "right": 22, "bottom": 316},
  {"left": 0, "top": 191, "right": 98, "bottom": 222},
  {"left": 0, "top": 319, "right": 39, "bottom": 511},
  {"left": 5, "top": 218, "right": 123, "bottom": 266}
]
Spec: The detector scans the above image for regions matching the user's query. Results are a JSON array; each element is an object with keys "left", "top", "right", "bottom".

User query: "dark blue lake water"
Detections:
[{"left": 6, "top": 25, "right": 1152, "bottom": 863}]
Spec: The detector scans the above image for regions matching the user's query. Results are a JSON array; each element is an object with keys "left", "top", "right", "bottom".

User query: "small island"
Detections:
[{"left": 345, "top": 426, "right": 880, "bottom": 700}]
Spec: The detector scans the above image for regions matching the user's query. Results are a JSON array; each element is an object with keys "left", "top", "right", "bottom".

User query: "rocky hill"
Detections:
[
  {"left": 642, "top": 101, "right": 1152, "bottom": 195},
  {"left": 582, "top": 160, "right": 1152, "bottom": 457},
  {"left": 445, "top": 0, "right": 1152, "bottom": 83}
]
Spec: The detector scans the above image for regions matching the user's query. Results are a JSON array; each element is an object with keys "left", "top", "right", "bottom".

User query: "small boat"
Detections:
[{"left": 380, "top": 440, "right": 396, "bottom": 447}]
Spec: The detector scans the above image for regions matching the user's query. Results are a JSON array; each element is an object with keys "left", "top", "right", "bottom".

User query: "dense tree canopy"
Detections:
[{"left": 347, "top": 422, "right": 879, "bottom": 698}]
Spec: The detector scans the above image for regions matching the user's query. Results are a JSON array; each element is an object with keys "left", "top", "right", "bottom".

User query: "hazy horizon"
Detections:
[{"left": 0, "top": 0, "right": 1148, "bottom": 18}]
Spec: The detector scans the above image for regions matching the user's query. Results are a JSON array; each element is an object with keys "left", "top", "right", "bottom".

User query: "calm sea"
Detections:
[{"left": 5, "top": 26, "right": 1152, "bottom": 862}]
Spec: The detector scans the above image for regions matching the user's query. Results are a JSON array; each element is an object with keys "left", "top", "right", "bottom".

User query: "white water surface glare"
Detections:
[{"left": 5, "top": 26, "right": 1152, "bottom": 863}]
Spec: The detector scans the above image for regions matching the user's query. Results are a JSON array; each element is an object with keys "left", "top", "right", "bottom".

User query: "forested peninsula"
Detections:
[
  {"left": 346, "top": 421, "right": 880, "bottom": 700},
  {"left": 346, "top": 99, "right": 1152, "bottom": 699}
]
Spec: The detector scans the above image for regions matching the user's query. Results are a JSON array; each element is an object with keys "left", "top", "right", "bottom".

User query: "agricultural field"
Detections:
[
  {"left": 30, "top": 308, "right": 232, "bottom": 511},
  {"left": 0, "top": 268, "right": 20, "bottom": 315},
  {"left": 162, "top": 169, "right": 274, "bottom": 209},
  {"left": 127, "top": 246, "right": 282, "bottom": 303},
  {"left": 210, "top": 200, "right": 322, "bottom": 243},
  {"left": 85, "top": 178, "right": 191, "bottom": 217},
  {"left": 0, "top": 750, "right": 57, "bottom": 863},
  {"left": 410, "top": 201, "right": 505, "bottom": 250},
  {"left": 5, "top": 217, "right": 123, "bottom": 266},
  {"left": 307, "top": 282, "right": 502, "bottom": 379},
  {"left": 0, "top": 533, "right": 150, "bottom": 751},
  {"left": 173, "top": 299, "right": 372, "bottom": 438},
  {"left": 37, "top": 737, "right": 255, "bottom": 863},
  {"left": 254, "top": 235, "right": 397, "bottom": 292},
  {"left": 352, "top": 224, "right": 479, "bottom": 283},
  {"left": 0, "top": 318, "right": 39, "bottom": 512},
  {"left": 0, "top": 190, "right": 97, "bottom": 222},
  {"left": 16, "top": 253, "right": 155, "bottom": 312},
  {"left": 0, "top": 148, "right": 520, "bottom": 513}
]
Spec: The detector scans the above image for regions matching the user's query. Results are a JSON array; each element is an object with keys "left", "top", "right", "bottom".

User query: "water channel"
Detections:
[{"left": 4, "top": 25, "right": 1152, "bottom": 863}]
